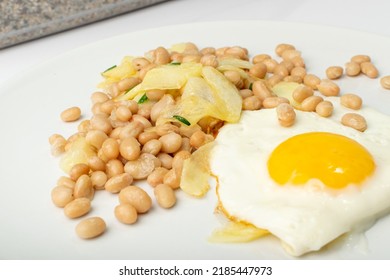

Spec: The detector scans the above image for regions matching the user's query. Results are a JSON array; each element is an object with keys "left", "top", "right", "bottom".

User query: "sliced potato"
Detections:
[
  {"left": 218, "top": 58, "right": 253, "bottom": 69},
  {"left": 60, "top": 137, "right": 96, "bottom": 174},
  {"left": 117, "top": 62, "right": 202, "bottom": 101},
  {"left": 217, "top": 65, "right": 251, "bottom": 80},
  {"left": 209, "top": 220, "right": 269, "bottom": 243},
  {"left": 142, "top": 62, "right": 202, "bottom": 90},
  {"left": 157, "top": 77, "right": 216, "bottom": 126},
  {"left": 169, "top": 42, "right": 188, "bottom": 53},
  {"left": 98, "top": 56, "right": 137, "bottom": 89},
  {"left": 156, "top": 67, "right": 242, "bottom": 126},
  {"left": 202, "top": 66, "right": 242, "bottom": 123},
  {"left": 180, "top": 142, "right": 214, "bottom": 197},
  {"left": 272, "top": 81, "right": 301, "bottom": 109}
]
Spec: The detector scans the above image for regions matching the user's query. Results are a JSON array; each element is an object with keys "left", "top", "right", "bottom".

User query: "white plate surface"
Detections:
[{"left": 1, "top": 20, "right": 390, "bottom": 260}]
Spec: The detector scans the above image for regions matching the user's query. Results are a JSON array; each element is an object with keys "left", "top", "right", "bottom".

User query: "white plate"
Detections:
[{"left": 1, "top": 20, "right": 390, "bottom": 260}]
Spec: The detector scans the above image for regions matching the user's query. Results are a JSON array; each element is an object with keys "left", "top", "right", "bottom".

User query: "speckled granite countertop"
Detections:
[{"left": 0, "top": 0, "right": 169, "bottom": 49}]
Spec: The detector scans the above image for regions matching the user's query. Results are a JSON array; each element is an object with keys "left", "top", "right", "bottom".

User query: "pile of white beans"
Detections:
[{"left": 50, "top": 42, "right": 390, "bottom": 239}]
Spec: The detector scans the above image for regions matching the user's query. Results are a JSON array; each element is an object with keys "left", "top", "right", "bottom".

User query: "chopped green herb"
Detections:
[
  {"left": 249, "top": 82, "right": 253, "bottom": 91},
  {"left": 102, "top": 65, "right": 117, "bottom": 73},
  {"left": 173, "top": 115, "right": 191, "bottom": 126},
  {"left": 137, "top": 93, "right": 148, "bottom": 104},
  {"left": 170, "top": 62, "right": 181, "bottom": 65}
]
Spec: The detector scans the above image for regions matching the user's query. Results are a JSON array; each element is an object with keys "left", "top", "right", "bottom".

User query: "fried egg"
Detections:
[{"left": 211, "top": 97, "right": 390, "bottom": 256}]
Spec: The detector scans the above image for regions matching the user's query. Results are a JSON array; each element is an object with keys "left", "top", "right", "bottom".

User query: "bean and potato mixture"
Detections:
[{"left": 49, "top": 42, "right": 389, "bottom": 239}]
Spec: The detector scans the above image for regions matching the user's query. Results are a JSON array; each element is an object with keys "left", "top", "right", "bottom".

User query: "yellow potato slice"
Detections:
[
  {"left": 209, "top": 220, "right": 269, "bottom": 243},
  {"left": 142, "top": 62, "right": 202, "bottom": 90},
  {"left": 60, "top": 137, "right": 96, "bottom": 174},
  {"left": 271, "top": 81, "right": 301, "bottom": 109},
  {"left": 157, "top": 67, "right": 242, "bottom": 126},
  {"left": 217, "top": 65, "right": 251, "bottom": 80},
  {"left": 169, "top": 42, "right": 188, "bottom": 53},
  {"left": 202, "top": 66, "right": 242, "bottom": 123},
  {"left": 117, "top": 62, "right": 202, "bottom": 101},
  {"left": 180, "top": 142, "right": 214, "bottom": 197},
  {"left": 98, "top": 56, "right": 137, "bottom": 89},
  {"left": 101, "top": 56, "right": 136, "bottom": 79},
  {"left": 218, "top": 57, "right": 253, "bottom": 69},
  {"left": 157, "top": 77, "right": 217, "bottom": 126}
]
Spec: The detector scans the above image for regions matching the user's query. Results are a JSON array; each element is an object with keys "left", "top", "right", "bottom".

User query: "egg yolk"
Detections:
[{"left": 267, "top": 132, "right": 375, "bottom": 189}]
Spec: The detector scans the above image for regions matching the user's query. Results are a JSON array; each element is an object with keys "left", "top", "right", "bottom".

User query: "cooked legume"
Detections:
[
  {"left": 252, "top": 54, "right": 271, "bottom": 64},
  {"left": 380, "top": 75, "right": 390, "bottom": 89},
  {"left": 154, "top": 184, "right": 176, "bottom": 209},
  {"left": 292, "top": 85, "right": 314, "bottom": 103},
  {"left": 157, "top": 153, "right": 173, "bottom": 169},
  {"left": 351, "top": 54, "right": 371, "bottom": 64},
  {"left": 345, "top": 61, "right": 361, "bottom": 76},
  {"left": 132, "top": 57, "right": 150, "bottom": 70},
  {"left": 105, "top": 173, "right": 132, "bottom": 193},
  {"left": 90, "top": 171, "right": 108, "bottom": 190},
  {"left": 340, "top": 93, "right": 363, "bottom": 110},
  {"left": 317, "top": 79, "right": 340, "bottom": 96},
  {"left": 78, "top": 120, "right": 90, "bottom": 133},
  {"left": 281, "top": 50, "right": 301, "bottom": 62},
  {"left": 101, "top": 138, "right": 120, "bottom": 160},
  {"left": 283, "top": 75, "right": 302, "bottom": 83},
  {"left": 86, "top": 130, "right": 108, "bottom": 149},
  {"left": 276, "top": 103, "right": 296, "bottom": 127},
  {"left": 273, "top": 64, "right": 289, "bottom": 77},
  {"left": 263, "top": 58, "right": 278, "bottom": 73},
  {"left": 252, "top": 80, "right": 273, "bottom": 101},
  {"left": 249, "top": 63, "right": 267, "bottom": 79},
  {"left": 76, "top": 217, "right": 106, "bottom": 239},
  {"left": 69, "top": 163, "right": 90, "bottom": 181},
  {"left": 64, "top": 198, "right": 91, "bottom": 218},
  {"left": 105, "top": 159, "right": 124, "bottom": 178},
  {"left": 115, "top": 105, "right": 132, "bottom": 122},
  {"left": 303, "top": 74, "right": 321, "bottom": 90},
  {"left": 361, "top": 62, "right": 379, "bottom": 78},
  {"left": 117, "top": 77, "right": 140, "bottom": 92},
  {"left": 200, "top": 54, "right": 218, "bottom": 67},
  {"left": 146, "top": 89, "right": 166, "bottom": 101},
  {"left": 159, "top": 132, "right": 182, "bottom": 153},
  {"left": 326, "top": 66, "right": 343, "bottom": 80},
  {"left": 301, "top": 95, "right": 324, "bottom": 112},
  {"left": 290, "top": 66, "right": 306, "bottom": 79},
  {"left": 88, "top": 156, "right": 106, "bottom": 171},
  {"left": 120, "top": 137, "right": 141, "bottom": 161},
  {"left": 147, "top": 167, "right": 169, "bottom": 187},
  {"left": 275, "top": 43, "right": 295, "bottom": 57},
  {"left": 315, "top": 101, "right": 334, "bottom": 117},
  {"left": 74, "top": 174, "right": 93, "bottom": 199},
  {"left": 91, "top": 92, "right": 109, "bottom": 104},
  {"left": 124, "top": 153, "right": 158, "bottom": 180},
  {"left": 341, "top": 113, "right": 367, "bottom": 132},
  {"left": 61, "top": 106, "right": 81, "bottom": 122},
  {"left": 266, "top": 74, "right": 283, "bottom": 88},
  {"left": 118, "top": 185, "right": 152, "bottom": 213},
  {"left": 51, "top": 186, "right": 74, "bottom": 207},
  {"left": 120, "top": 122, "right": 144, "bottom": 139},
  {"left": 57, "top": 176, "right": 76, "bottom": 189},
  {"left": 90, "top": 114, "right": 112, "bottom": 134},
  {"left": 163, "top": 168, "right": 180, "bottom": 189},
  {"left": 154, "top": 47, "right": 171, "bottom": 65},
  {"left": 262, "top": 96, "right": 289, "bottom": 109},
  {"left": 114, "top": 203, "right": 138, "bottom": 224}
]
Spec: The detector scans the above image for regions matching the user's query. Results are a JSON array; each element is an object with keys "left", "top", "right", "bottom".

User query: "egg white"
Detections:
[{"left": 211, "top": 97, "right": 390, "bottom": 256}]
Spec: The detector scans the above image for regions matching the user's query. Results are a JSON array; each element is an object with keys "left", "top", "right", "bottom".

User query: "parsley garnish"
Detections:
[
  {"left": 137, "top": 93, "right": 148, "bottom": 104},
  {"left": 173, "top": 115, "right": 191, "bottom": 126}
]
